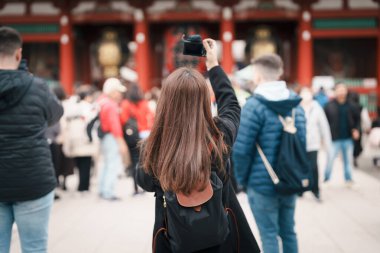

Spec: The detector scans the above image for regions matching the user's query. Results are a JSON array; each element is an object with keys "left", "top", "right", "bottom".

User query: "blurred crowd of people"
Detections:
[
  {"left": 47, "top": 55, "right": 378, "bottom": 206},
  {"left": 47, "top": 79, "right": 158, "bottom": 201}
]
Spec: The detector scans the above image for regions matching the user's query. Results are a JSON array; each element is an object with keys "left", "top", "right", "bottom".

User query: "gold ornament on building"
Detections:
[
  {"left": 98, "top": 31, "right": 122, "bottom": 78},
  {"left": 251, "top": 27, "right": 277, "bottom": 60}
]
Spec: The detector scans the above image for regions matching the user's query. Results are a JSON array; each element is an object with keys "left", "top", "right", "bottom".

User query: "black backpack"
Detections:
[
  {"left": 123, "top": 117, "right": 140, "bottom": 148},
  {"left": 86, "top": 114, "right": 105, "bottom": 142},
  {"left": 155, "top": 171, "right": 238, "bottom": 253},
  {"left": 257, "top": 109, "right": 313, "bottom": 195}
]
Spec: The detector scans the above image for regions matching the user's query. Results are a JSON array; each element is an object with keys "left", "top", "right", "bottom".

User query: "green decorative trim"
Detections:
[
  {"left": 313, "top": 18, "right": 377, "bottom": 29},
  {"left": 6, "top": 24, "right": 59, "bottom": 34},
  {"left": 335, "top": 78, "right": 364, "bottom": 87},
  {"left": 359, "top": 93, "right": 377, "bottom": 112},
  {"left": 257, "top": 2, "right": 275, "bottom": 10}
]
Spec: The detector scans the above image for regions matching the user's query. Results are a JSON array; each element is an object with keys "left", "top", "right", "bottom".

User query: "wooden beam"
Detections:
[
  {"left": 71, "top": 12, "right": 134, "bottom": 24},
  {"left": 212, "top": 0, "right": 241, "bottom": 7},
  {"left": 22, "top": 33, "right": 60, "bottom": 42},
  {"left": 53, "top": 0, "right": 80, "bottom": 11},
  {"left": 312, "top": 29, "right": 379, "bottom": 38},
  {"left": 0, "top": 15, "right": 60, "bottom": 23},
  {"left": 127, "top": 0, "right": 154, "bottom": 9},
  {"left": 148, "top": 11, "right": 220, "bottom": 22},
  {"left": 312, "top": 9, "right": 379, "bottom": 18},
  {"left": 292, "top": 0, "right": 318, "bottom": 9},
  {"left": 235, "top": 9, "right": 299, "bottom": 21}
]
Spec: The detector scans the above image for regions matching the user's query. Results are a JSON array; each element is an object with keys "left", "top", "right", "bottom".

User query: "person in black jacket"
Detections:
[
  {"left": 324, "top": 83, "right": 360, "bottom": 186},
  {"left": 136, "top": 38, "right": 259, "bottom": 253},
  {"left": 0, "top": 27, "right": 63, "bottom": 253}
]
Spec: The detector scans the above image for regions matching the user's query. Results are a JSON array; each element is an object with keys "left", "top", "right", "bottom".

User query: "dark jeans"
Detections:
[
  {"left": 308, "top": 151, "right": 319, "bottom": 198},
  {"left": 74, "top": 156, "right": 92, "bottom": 192}
]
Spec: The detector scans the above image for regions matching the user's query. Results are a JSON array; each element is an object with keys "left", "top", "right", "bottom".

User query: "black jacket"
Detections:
[
  {"left": 324, "top": 99, "right": 360, "bottom": 141},
  {"left": 0, "top": 69, "right": 63, "bottom": 202},
  {"left": 137, "top": 66, "right": 260, "bottom": 253}
]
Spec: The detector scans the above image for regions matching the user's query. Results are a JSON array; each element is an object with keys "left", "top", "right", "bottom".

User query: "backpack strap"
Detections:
[
  {"left": 256, "top": 144, "right": 280, "bottom": 185},
  {"left": 152, "top": 227, "right": 167, "bottom": 253},
  {"left": 225, "top": 207, "right": 240, "bottom": 253}
]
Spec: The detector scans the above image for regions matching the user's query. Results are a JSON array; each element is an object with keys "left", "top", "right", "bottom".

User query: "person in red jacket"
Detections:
[
  {"left": 120, "top": 84, "right": 154, "bottom": 195},
  {"left": 97, "top": 78, "right": 128, "bottom": 200},
  {"left": 121, "top": 85, "right": 154, "bottom": 139}
]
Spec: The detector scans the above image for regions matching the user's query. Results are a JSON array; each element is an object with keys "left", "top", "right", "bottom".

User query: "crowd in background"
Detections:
[
  {"left": 46, "top": 65, "right": 380, "bottom": 203},
  {"left": 47, "top": 79, "right": 158, "bottom": 200},
  {"left": 40, "top": 58, "right": 380, "bottom": 253}
]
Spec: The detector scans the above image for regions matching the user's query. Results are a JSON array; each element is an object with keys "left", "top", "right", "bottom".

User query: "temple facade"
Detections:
[{"left": 0, "top": 0, "right": 379, "bottom": 115}]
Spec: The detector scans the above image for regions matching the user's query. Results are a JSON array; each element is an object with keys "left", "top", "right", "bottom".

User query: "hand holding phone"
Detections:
[{"left": 203, "top": 39, "right": 219, "bottom": 71}]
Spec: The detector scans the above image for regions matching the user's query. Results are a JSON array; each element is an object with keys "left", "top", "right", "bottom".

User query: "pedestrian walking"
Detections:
[
  {"left": 45, "top": 86, "right": 75, "bottom": 198},
  {"left": 120, "top": 84, "right": 154, "bottom": 195},
  {"left": 233, "top": 53, "right": 306, "bottom": 253},
  {"left": 368, "top": 107, "right": 380, "bottom": 167},
  {"left": 0, "top": 27, "right": 63, "bottom": 253},
  {"left": 137, "top": 38, "right": 259, "bottom": 253},
  {"left": 49, "top": 87, "right": 76, "bottom": 192},
  {"left": 97, "top": 78, "right": 128, "bottom": 201},
  {"left": 324, "top": 83, "right": 360, "bottom": 186},
  {"left": 347, "top": 91, "right": 371, "bottom": 167},
  {"left": 300, "top": 87, "right": 332, "bottom": 201},
  {"left": 61, "top": 85, "right": 99, "bottom": 193}
]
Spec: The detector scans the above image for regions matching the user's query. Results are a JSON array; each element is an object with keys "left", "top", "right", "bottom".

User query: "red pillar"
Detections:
[
  {"left": 297, "top": 7, "right": 313, "bottom": 86},
  {"left": 59, "top": 13, "right": 74, "bottom": 95},
  {"left": 134, "top": 9, "right": 150, "bottom": 92},
  {"left": 220, "top": 7, "right": 235, "bottom": 74}
]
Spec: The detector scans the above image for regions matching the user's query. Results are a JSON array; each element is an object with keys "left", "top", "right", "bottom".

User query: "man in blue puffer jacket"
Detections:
[{"left": 233, "top": 54, "right": 306, "bottom": 253}]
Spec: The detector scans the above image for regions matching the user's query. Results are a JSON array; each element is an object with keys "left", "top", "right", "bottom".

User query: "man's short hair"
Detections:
[
  {"left": 251, "top": 53, "right": 284, "bottom": 81},
  {"left": 0, "top": 26, "right": 22, "bottom": 56}
]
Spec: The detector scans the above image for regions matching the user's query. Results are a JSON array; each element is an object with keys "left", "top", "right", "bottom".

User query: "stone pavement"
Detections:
[{"left": 9, "top": 150, "right": 380, "bottom": 253}]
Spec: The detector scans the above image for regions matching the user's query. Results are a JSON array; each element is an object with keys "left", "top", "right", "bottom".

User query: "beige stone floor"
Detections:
[{"left": 9, "top": 151, "right": 380, "bottom": 253}]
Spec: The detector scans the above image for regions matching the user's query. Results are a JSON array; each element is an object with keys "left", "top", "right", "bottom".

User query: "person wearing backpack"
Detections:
[
  {"left": 120, "top": 84, "right": 154, "bottom": 195},
  {"left": 233, "top": 54, "right": 306, "bottom": 253},
  {"left": 137, "top": 39, "right": 260, "bottom": 253},
  {"left": 61, "top": 86, "right": 99, "bottom": 193},
  {"left": 97, "top": 78, "right": 129, "bottom": 201}
]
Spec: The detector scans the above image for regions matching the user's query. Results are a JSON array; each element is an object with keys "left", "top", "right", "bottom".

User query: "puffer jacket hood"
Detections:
[
  {"left": 0, "top": 70, "right": 33, "bottom": 111},
  {"left": 255, "top": 93, "right": 302, "bottom": 117}
]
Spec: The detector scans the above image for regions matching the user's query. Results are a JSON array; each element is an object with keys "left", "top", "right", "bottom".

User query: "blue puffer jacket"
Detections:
[{"left": 233, "top": 93, "right": 306, "bottom": 196}]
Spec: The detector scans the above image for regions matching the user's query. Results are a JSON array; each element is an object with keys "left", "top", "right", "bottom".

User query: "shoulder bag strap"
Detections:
[{"left": 255, "top": 144, "right": 280, "bottom": 185}]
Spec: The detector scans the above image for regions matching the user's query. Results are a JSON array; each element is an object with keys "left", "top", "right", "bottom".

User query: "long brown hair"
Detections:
[{"left": 142, "top": 67, "right": 227, "bottom": 194}]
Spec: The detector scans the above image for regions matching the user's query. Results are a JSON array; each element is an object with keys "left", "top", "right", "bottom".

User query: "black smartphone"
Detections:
[{"left": 182, "top": 34, "right": 206, "bottom": 57}]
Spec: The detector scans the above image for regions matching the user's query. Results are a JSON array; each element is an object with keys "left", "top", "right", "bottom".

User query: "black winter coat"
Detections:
[
  {"left": 324, "top": 99, "right": 360, "bottom": 141},
  {"left": 0, "top": 69, "right": 63, "bottom": 202},
  {"left": 137, "top": 66, "right": 260, "bottom": 253}
]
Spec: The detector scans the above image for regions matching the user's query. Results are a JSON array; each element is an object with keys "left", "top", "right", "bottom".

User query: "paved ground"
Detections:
[{"left": 9, "top": 150, "right": 380, "bottom": 253}]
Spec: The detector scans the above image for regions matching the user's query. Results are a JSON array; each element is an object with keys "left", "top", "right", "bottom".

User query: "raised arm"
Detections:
[{"left": 203, "top": 39, "right": 241, "bottom": 147}]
